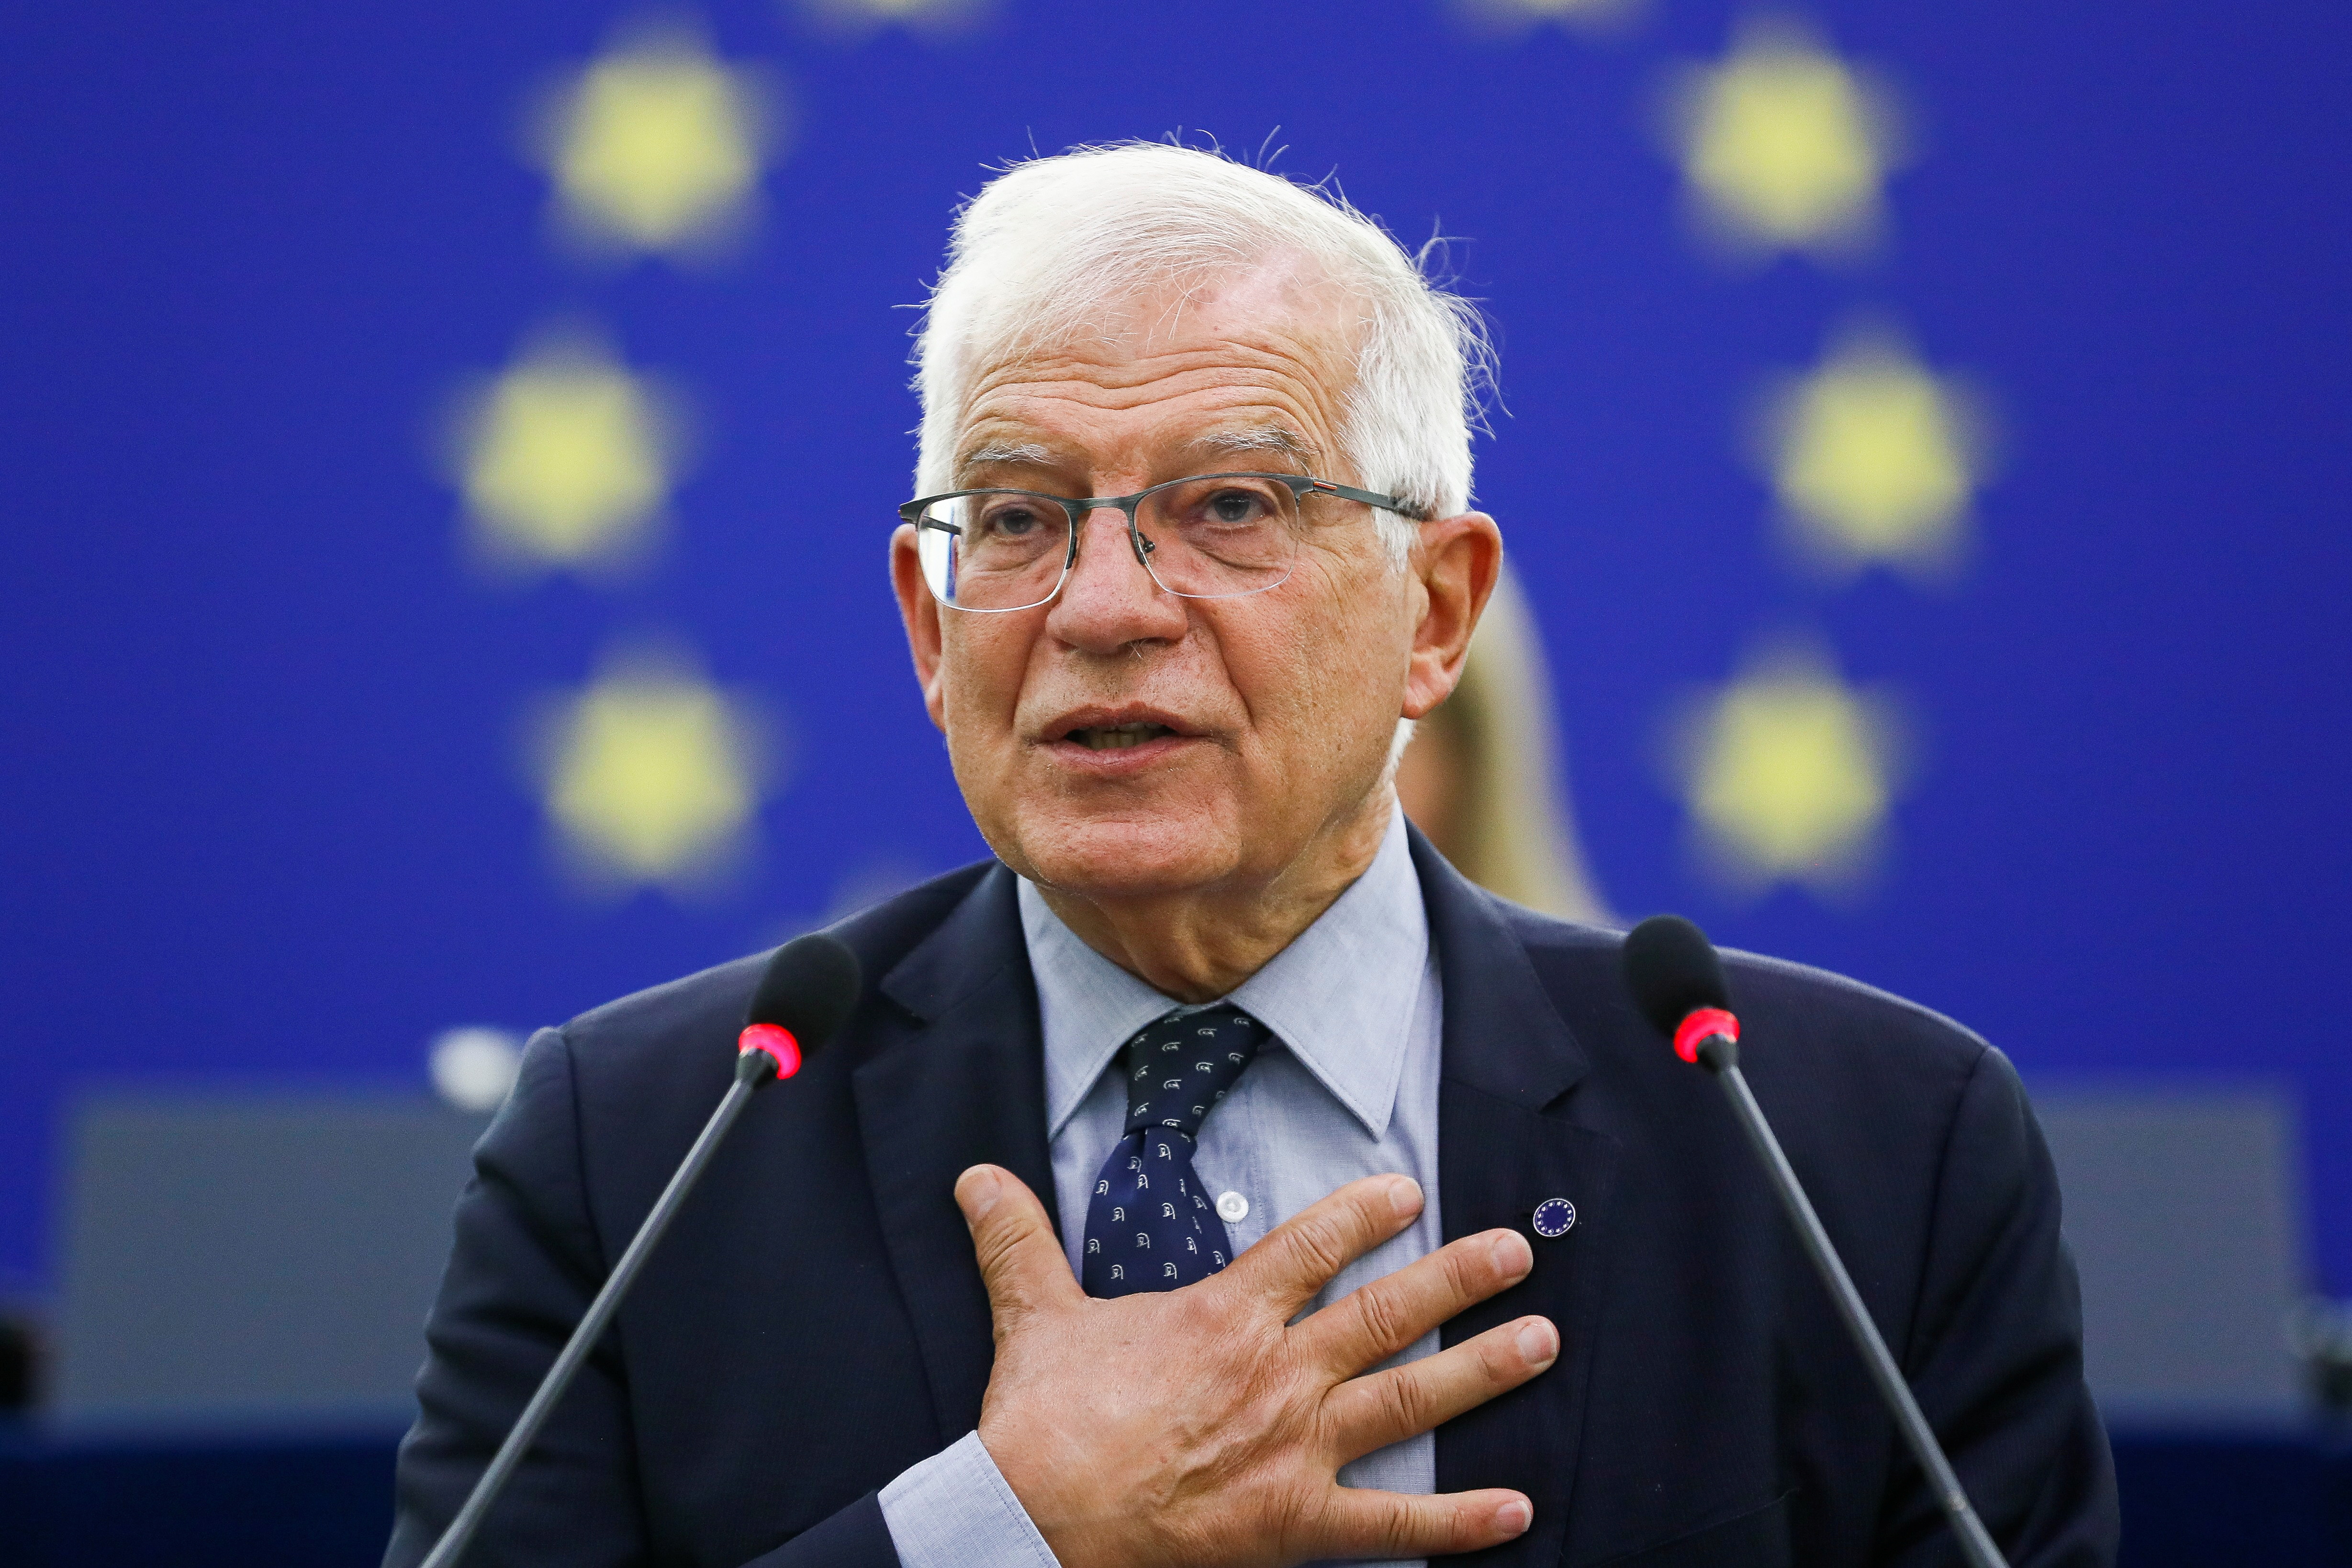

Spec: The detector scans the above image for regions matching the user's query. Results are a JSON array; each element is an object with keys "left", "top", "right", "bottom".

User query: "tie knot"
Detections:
[{"left": 1119, "top": 1004, "right": 1268, "bottom": 1139}]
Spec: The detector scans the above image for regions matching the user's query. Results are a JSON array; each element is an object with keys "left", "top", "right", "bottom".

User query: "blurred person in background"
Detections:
[{"left": 1392, "top": 563, "right": 1607, "bottom": 924}]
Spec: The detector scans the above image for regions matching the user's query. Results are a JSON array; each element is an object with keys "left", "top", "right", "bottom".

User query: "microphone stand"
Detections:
[
  {"left": 419, "top": 1048, "right": 781, "bottom": 1568},
  {"left": 1690, "top": 1031, "right": 2011, "bottom": 1568}
]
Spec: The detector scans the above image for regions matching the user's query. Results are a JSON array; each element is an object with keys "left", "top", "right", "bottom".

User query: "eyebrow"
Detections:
[
  {"left": 948, "top": 426, "right": 1326, "bottom": 489},
  {"left": 954, "top": 440, "right": 1059, "bottom": 479},
  {"left": 1185, "top": 426, "right": 1323, "bottom": 470}
]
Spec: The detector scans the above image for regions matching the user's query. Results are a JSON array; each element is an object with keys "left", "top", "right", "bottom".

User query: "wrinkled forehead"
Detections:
[{"left": 947, "top": 257, "right": 1366, "bottom": 483}]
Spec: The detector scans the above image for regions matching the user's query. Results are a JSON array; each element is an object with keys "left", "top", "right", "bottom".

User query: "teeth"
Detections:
[{"left": 1076, "top": 722, "right": 1171, "bottom": 751}]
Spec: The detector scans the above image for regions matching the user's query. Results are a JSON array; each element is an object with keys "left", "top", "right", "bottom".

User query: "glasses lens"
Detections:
[
  {"left": 916, "top": 492, "right": 1071, "bottom": 610},
  {"left": 1134, "top": 475, "right": 1303, "bottom": 599}
]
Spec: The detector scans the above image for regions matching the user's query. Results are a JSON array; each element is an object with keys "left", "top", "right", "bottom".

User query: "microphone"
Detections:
[
  {"left": 1622, "top": 916, "right": 2011, "bottom": 1568},
  {"left": 419, "top": 932, "right": 863, "bottom": 1568}
]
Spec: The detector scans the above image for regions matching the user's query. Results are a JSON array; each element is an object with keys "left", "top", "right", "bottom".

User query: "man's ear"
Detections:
[
  {"left": 1401, "top": 511, "right": 1503, "bottom": 721},
  {"left": 890, "top": 524, "right": 950, "bottom": 733}
]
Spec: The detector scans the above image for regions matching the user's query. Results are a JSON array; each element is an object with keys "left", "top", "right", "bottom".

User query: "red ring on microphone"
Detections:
[
  {"left": 1673, "top": 1007, "right": 1739, "bottom": 1064},
  {"left": 738, "top": 1022, "right": 803, "bottom": 1080}
]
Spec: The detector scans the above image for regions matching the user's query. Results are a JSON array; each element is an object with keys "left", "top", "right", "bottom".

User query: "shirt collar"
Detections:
[{"left": 1019, "top": 809, "right": 1428, "bottom": 1141}]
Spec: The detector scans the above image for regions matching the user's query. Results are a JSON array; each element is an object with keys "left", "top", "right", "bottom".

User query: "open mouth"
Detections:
[{"left": 1068, "top": 722, "right": 1176, "bottom": 752}]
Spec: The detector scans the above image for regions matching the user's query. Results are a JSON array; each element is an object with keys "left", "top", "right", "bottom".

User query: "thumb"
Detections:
[{"left": 955, "top": 1165, "right": 1078, "bottom": 1332}]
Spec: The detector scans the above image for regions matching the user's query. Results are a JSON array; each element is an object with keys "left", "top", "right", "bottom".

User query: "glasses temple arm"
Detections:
[{"left": 1307, "top": 480, "right": 1430, "bottom": 520}]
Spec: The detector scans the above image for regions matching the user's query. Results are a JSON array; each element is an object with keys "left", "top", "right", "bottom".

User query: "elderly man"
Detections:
[{"left": 386, "top": 145, "right": 2116, "bottom": 1568}]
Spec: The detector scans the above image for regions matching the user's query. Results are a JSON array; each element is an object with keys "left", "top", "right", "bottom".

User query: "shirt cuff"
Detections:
[{"left": 877, "top": 1429, "right": 1061, "bottom": 1568}]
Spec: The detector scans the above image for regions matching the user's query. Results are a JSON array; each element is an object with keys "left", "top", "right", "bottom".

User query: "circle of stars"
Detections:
[
  {"left": 532, "top": 20, "right": 779, "bottom": 260},
  {"left": 1666, "top": 15, "right": 1904, "bottom": 261},
  {"left": 434, "top": 19, "right": 810, "bottom": 899},
  {"left": 1764, "top": 325, "right": 1982, "bottom": 581},
  {"left": 531, "top": 645, "right": 773, "bottom": 896},
  {"left": 457, "top": 327, "right": 681, "bottom": 575},
  {"left": 423, "top": 5, "right": 1996, "bottom": 912},
  {"left": 1671, "top": 642, "right": 1909, "bottom": 897},
  {"left": 1641, "top": 16, "right": 1983, "bottom": 900}
]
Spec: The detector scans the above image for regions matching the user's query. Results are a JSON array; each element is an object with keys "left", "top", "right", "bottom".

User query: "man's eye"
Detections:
[
  {"left": 981, "top": 504, "right": 1047, "bottom": 537},
  {"left": 1204, "top": 490, "right": 1267, "bottom": 525}
]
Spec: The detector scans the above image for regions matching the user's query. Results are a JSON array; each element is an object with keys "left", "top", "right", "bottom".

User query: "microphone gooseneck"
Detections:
[
  {"left": 420, "top": 933, "right": 863, "bottom": 1568},
  {"left": 1621, "top": 915, "right": 2011, "bottom": 1568}
]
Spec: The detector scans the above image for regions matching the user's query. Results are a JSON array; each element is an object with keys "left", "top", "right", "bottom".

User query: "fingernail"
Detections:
[
  {"left": 1495, "top": 1497, "right": 1532, "bottom": 1536},
  {"left": 1490, "top": 1230, "right": 1531, "bottom": 1277},
  {"left": 1515, "top": 1318, "right": 1557, "bottom": 1366},
  {"left": 1388, "top": 1176, "right": 1423, "bottom": 1217},
  {"left": 962, "top": 1166, "right": 1001, "bottom": 1218}
]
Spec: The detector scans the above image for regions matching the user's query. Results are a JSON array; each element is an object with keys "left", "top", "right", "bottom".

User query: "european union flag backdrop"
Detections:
[{"left": 3, "top": 0, "right": 2347, "bottom": 1304}]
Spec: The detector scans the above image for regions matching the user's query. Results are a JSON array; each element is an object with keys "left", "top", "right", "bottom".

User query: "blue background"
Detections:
[{"left": 2, "top": 0, "right": 2346, "bottom": 1307}]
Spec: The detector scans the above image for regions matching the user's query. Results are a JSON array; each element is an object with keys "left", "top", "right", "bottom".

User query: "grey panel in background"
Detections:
[
  {"left": 42, "top": 1080, "right": 2314, "bottom": 1436},
  {"left": 52, "top": 1095, "right": 489, "bottom": 1432},
  {"left": 2031, "top": 1081, "right": 2305, "bottom": 1425}
]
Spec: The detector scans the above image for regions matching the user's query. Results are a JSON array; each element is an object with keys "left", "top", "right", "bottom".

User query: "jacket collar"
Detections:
[
  {"left": 853, "top": 833, "right": 1615, "bottom": 1558},
  {"left": 1414, "top": 825, "right": 1617, "bottom": 1568},
  {"left": 1411, "top": 822, "right": 1590, "bottom": 1110},
  {"left": 875, "top": 859, "right": 1030, "bottom": 1029},
  {"left": 857, "top": 863, "right": 1057, "bottom": 1445}
]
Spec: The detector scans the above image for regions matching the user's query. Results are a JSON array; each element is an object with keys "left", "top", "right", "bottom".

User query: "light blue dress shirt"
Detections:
[{"left": 879, "top": 810, "right": 1444, "bottom": 1568}]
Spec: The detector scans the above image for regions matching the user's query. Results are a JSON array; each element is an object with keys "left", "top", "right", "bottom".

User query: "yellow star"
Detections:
[
  {"left": 1764, "top": 326, "right": 1982, "bottom": 579},
  {"left": 799, "top": 0, "right": 988, "bottom": 33},
  {"left": 533, "top": 647, "right": 773, "bottom": 893},
  {"left": 1456, "top": 0, "right": 1635, "bottom": 29},
  {"left": 535, "top": 24, "right": 775, "bottom": 257},
  {"left": 1668, "top": 18, "right": 1902, "bottom": 257},
  {"left": 456, "top": 329, "right": 679, "bottom": 575},
  {"left": 1673, "top": 644, "right": 1906, "bottom": 895}
]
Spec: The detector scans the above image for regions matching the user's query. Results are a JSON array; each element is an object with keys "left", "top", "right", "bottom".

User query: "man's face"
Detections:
[{"left": 893, "top": 261, "right": 1488, "bottom": 908}]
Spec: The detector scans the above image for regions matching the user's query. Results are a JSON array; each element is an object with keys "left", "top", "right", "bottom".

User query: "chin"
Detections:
[{"left": 1002, "top": 812, "right": 1245, "bottom": 902}]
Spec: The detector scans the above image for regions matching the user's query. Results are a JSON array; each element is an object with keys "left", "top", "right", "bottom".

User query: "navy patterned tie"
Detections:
[{"left": 1082, "top": 1004, "right": 1269, "bottom": 1298}]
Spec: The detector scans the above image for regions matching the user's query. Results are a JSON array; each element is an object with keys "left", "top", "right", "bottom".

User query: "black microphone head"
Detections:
[
  {"left": 1622, "top": 915, "right": 1731, "bottom": 1039},
  {"left": 746, "top": 932, "right": 862, "bottom": 1056}
]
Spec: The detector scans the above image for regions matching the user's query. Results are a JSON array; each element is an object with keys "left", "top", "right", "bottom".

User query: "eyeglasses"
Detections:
[{"left": 899, "top": 471, "right": 1426, "bottom": 614}]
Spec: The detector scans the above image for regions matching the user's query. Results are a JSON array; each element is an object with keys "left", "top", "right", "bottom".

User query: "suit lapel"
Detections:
[
  {"left": 1417, "top": 829, "right": 1623, "bottom": 1566},
  {"left": 853, "top": 864, "right": 1058, "bottom": 1447},
  {"left": 846, "top": 837, "right": 1622, "bottom": 1547}
]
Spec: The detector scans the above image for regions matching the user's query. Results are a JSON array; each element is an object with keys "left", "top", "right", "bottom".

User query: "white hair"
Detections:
[{"left": 911, "top": 143, "right": 1493, "bottom": 557}]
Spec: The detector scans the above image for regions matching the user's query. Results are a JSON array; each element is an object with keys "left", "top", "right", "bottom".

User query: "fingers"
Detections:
[
  {"left": 956, "top": 1165, "right": 1079, "bottom": 1332},
  {"left": 1298, "top": 1228, "right": 1533, "bottom": 1376},
  {"left": 1221, "top": 1174, "right": 1424, "bottom": 1318},
  {"left": 1322, "top": 1315, "right": 1558, "bottom": 1460},
  {"left": 1298, "top": 1485, "right": 1534, "bottom": 1561}
]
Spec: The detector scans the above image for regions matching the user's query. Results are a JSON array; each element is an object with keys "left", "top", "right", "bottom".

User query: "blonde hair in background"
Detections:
[{"left": 1401, "top": 561, "right": 1609, "bottom": 923}]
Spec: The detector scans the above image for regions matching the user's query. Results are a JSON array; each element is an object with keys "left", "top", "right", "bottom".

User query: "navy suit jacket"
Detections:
[{"left": 385, "top": 832, "right": 2117, "bottom": 1568}]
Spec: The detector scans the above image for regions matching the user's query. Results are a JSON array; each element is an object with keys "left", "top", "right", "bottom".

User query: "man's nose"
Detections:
[{"left": 1047, "top": 505, "right": 1186, "bottom": 651}]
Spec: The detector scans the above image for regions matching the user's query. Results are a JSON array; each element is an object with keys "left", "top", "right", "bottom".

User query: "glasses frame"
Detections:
[{"left": 897, "top": 471, "right": 1429, "bottom": 614}]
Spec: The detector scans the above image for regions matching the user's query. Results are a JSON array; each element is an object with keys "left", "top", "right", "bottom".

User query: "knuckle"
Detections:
[
  {"left": 1372, "top": 1494, "right": 1424, "bottom": 1557},
  {"left": 1348, "top": 1284, "right": 1413, "bottom": 1355},
  {"left": 976, "top": 1217, "right": 1025, "bottom": 1272},
  {"left": 1438, "top": 1240, "right": 1483, "bottom": 1300},
  {"left": 1285, "top": 1212, "right": 1358, "bottom": 1283},
  {"left": 1436, "top": 1495, "right": 1489, "bottom": 1552},
  {"left": 1377, "top": 1371, "right": 1432, "bottom": 1437},
  {"left": 1272, "top": 1481, "right": 1327, "bottom": 1560},
  {"left": 972, "top": 1229, "right": 1007, "bottom": 1278},
  {"left": 1171, "top": 1288, "right": 1220, "bottom": 1335}
]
